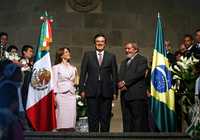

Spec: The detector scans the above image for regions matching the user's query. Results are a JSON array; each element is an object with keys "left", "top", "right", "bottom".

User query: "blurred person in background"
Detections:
[
  {"left": 0, "top": 32, "right": 9, "bottom": 60},
  {"left": 0, "top": 109, "right": 24, "bottom": 140},
  {"left": 164, "top": 40, "right": 176, "bottom": 65},
  {"left": 183, "top": 34, "right": 194, "bottom": 51},
  {"left": 0, "top": 63, "right": 24, "bottom": 140},
  {"left": 179, "top": 43, "right": 188, "bottom": 57},
  {"left": 6, "top": 45, "right": 20, "bottom": 63},
  {"left": 19, "top": 45, "right": 34, "bottom": 108},
  {"left": 190, "top": 29, "right": 200, "bottom": 59}
]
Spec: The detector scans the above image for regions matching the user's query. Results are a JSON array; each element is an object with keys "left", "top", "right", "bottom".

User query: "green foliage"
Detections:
[{"left": 171, "top": 56, "right": 199, "bottom": 133}]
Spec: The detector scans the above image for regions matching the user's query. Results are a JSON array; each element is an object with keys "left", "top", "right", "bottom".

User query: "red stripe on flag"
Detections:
[{"left": 26, "top": 90, "right": 56, "bottom": 131}]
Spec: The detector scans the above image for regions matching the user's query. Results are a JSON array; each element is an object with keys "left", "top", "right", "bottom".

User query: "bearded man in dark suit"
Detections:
[{"left": 118, "top": 42, "right": 149, "bottom": 132}]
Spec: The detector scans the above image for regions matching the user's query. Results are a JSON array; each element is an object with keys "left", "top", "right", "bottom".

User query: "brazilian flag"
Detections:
[{"left": 150, "top": 13, "right": 176, "bottom": 132}]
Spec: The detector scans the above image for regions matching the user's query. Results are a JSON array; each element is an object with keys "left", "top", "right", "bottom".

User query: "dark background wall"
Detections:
[{"left": 0, "top": 0, "right": 200, "bottom": 68}]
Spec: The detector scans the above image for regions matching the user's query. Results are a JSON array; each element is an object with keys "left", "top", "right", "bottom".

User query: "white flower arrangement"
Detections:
[
  {"left": 170, "top": 56, "right": 199, "bottom": 83},
  {"left": 76, "top": 94, "right": 84, "bottom": 107},
  {"left": 171, "top": 55, "right": 200, "bottom": 130}
]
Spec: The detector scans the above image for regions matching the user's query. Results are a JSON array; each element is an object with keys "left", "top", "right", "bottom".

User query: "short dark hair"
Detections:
[
  {"left": 0, "top": 32, "right": 8, "bottom": 38},
  {"left": 184, "top": 34, "right": 193, "bottom": 40},
  {"left": 6, "top": 45, "right": 18, "bottom": 52},
  {"left": 93, "top": 33, "right": 107, "bottom": 44},
  {"left": 21, "top": 45, "right": 33, "bottom": 55}
]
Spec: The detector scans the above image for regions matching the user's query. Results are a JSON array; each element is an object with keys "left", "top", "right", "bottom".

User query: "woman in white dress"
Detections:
[{"left": 52, "top": 47, "right": 77, "bottom": 131}]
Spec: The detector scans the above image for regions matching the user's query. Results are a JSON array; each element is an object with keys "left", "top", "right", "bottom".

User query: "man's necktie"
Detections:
[{"left": 98, "top": 53, "right": 103, "bottom": 66}]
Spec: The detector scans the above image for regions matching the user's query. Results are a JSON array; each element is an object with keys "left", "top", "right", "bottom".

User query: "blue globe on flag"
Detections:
[{"left": 151, "top": 65, "right": 172, "bottom": 93}]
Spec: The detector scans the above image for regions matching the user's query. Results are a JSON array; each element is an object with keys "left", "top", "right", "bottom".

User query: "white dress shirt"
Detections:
[
  {"left": 96, "top": 51, "right": 104, "bottom": 80},
  {"left": 96, "top": 50, "right": 104, "bottom": 62}
]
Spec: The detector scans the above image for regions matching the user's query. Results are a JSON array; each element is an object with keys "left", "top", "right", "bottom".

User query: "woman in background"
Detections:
[{"left": 52, "top": 47, "right": 77, "bottom": 131}]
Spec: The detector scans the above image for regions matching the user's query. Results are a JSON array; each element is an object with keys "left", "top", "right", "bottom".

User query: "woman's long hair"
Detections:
[{"left": 54, "top": 47, "right": 71, "bottom": 65}]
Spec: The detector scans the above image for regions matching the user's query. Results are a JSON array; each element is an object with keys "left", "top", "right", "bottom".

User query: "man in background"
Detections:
[
  {"left": 0, "top": 32, "right": 9, "bottom": 60},
  {"left": 190, "top": 29, "right": 200, "bottom": 59}
]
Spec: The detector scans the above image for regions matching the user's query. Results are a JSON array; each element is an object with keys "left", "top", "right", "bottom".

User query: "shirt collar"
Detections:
[{"left": 96, "top": 50, "right": 104, "bottom": 56}]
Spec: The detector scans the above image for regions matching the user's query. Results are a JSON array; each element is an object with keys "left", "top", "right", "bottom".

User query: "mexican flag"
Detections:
[{"left": 26, "top": 12, "right": 56, "bottom": 131}]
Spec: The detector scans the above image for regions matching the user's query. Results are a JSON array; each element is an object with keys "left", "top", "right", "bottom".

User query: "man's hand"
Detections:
[
  {"left": 146, "top": 90, "right": 151, "bottom": 97},
  {"left": 118, "top": 81, "right": 127, "bottom": 92},
  {"left": 120, "top": 86, "right": 127, "bottom": 92},
  {"left": 80, "top": 91, "right": 86, "bottom": 98},
  {"left": 118, "top": 81, "right": 125, "bottom": 89}
]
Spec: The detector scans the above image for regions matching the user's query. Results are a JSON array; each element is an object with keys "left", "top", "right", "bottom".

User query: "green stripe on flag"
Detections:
[{"left": 150, "top": 96, "right": 177, "bottom": 132}]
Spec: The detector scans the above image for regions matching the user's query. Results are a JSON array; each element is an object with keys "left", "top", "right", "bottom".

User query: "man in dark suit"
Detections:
[
  {"left": 118, "top": 42, "right": 148, "bottom": 132},
  {"left": 189, "top": 29, "right": 200, "bottom": 59},
  {"left": 182, "top": 34, "right": 194, "bottom": 58},
  {"left": 183, "top": 34, "right": 194, "bottom": 51},
  {"left": 79, "top": 33, "right": 118, "bottom": 132}
]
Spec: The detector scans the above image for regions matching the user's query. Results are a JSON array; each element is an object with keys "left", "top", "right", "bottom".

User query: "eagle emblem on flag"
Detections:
[{"left": 31, "top": 68, "right": 51, "bottom": 90}]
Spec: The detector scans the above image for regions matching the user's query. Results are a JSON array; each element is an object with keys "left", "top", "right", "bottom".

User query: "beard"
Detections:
[{"left": 126, "top": 53, "right": 134, "bottom": 58}]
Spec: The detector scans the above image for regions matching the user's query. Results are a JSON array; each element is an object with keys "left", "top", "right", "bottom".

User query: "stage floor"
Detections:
[
  {"left": 24, "top": 132, "right": 192, "bottom": 140},
  {"left": 24, "top": 98, "right": 194, "bottom": 140}
]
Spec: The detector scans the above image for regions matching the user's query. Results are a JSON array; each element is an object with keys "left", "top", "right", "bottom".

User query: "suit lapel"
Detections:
[
  {"left": 93, "top": 51, "right": 100, "bottom": 67},
  {"left": 93, "top": 51, "right": 107, "bottom": 67},
  {"left": 101, "top": 51, "right": 107, "bottom": 67},
  {"left": 126, "top": 54, "right": 139, "bottom": 69}
]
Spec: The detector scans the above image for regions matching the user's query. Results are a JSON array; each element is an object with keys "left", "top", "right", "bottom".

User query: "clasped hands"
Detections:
[{"left": 118, "top": 81, "right": 127, "bottom": 92}]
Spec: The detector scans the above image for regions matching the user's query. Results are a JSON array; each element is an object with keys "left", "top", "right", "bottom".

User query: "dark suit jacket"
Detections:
[
  {"left": 167, "top": 52, "right": 176, "bottom": 65},
  {"left": 79, "top": 51, "right": 118, "bottom": 98},
  {"left": 119, "top": 54, "right": 148, "bottom": 101},
  {"left": 189, "top": 43, "right": 200, "bottom": 59}
]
